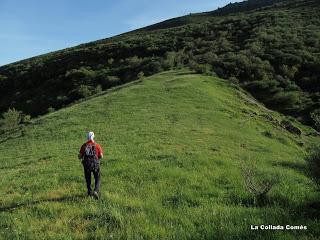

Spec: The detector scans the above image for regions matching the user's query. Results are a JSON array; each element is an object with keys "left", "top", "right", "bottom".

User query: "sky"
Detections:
[{"left": 0, "top": 0, "right": 237, "bottom": 66}]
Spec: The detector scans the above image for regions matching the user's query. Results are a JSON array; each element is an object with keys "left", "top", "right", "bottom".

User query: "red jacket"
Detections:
[{"left": 79, "top": 140, "right": 103, "bottom": 160}]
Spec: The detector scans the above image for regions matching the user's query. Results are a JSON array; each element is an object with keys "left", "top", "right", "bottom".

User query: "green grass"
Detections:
[{"left": 0, "top": 70, "right": 319, "bottom": 239}]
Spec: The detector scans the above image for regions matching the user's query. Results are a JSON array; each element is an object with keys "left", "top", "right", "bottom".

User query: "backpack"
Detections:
[{"left": 82, "top": 143, "right": 99, "bottom": 171}]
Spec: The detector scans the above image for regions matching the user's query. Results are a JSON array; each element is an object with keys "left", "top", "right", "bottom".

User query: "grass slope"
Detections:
[{"left": 0, "top": 71, "right": 319, "bottom": 239}]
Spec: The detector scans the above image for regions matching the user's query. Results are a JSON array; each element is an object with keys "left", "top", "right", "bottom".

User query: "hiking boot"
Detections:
[
  {"left": 93, "top": 191, "right": 99, "bottom": 200},
  {"left": 87, "top": 191, "right": 93, "bottom": 196}
]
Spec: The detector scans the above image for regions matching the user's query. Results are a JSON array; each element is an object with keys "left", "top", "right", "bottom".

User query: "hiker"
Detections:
[{"left": 78, "top": 131, "right": 104, "bottom": 199}]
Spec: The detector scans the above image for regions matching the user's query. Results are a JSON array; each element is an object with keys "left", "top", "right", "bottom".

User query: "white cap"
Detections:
[{"left": 87, "top": 131, "right": 94, "bottom": 141}]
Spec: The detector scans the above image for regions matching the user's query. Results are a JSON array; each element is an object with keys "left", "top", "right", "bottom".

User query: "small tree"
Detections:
[{"left": 0, "top": 108, "right": 21, "bottom": 132}]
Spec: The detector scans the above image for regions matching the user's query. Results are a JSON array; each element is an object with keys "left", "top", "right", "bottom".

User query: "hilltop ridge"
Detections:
[{"left": 0, "top": 71, "right": 319, "bottom": 239}]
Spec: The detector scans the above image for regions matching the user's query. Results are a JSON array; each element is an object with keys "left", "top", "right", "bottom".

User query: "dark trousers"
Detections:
[{"left": 83, "top": 165, "right": 101, "bottom": 194}]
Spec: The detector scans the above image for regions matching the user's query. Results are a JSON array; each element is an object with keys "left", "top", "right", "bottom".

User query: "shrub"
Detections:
[
  {"left": 137, "top": 71, "right": 145, "bottom": 79},
  {"left": 107, "top": 58, "right": 114, "bottom": 65},
  {"left": 229, "top": 76, "right": 239, "bottom": 84},
  {"left": 306, "top": 146, "right": 320, "bottom": 184},
  {"left": 47, "top": 107, "right": 55, "bottom": 113},
  {"left": 311, "top": 109, "right": 320, "bottom": 131},
  {"left": 126, "top": 56, "right": 142, "bottom": 68},
  {"left": 107, "top": 76, "right": 120, "bottom": 87},
  {"left": 65, "top": 67, "right": 96, "bottom": 86},
  {"left": 271, "top": 91, "right": 302, "bottom": 111},
  {"left": 20, "top": 114, "right": 31, "bottom": 124},
  {"left": 162, "top": 52, "right": 176, "bottom": 70},
  {"left": 188, "top": 60, "right": 212, "bottom": 75},
  {"left": 94, "top": 85, "right": 102, "bottom": 94},
  {"left": 240, "top": 159, "right": 279, "bottom": 205},
  {"left": 74, "top": 85, "right": 93, "bottom": 99},
  {"left": 146, "top": 60, "right": 163, "bottom": 74},
  {"left": 0, "top": 108, "right": 21, "bottom": 132}
]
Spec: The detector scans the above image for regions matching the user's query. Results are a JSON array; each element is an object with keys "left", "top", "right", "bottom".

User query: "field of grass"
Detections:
[{"left": 0, "top": 70, "right": 319, "bottom": 239}]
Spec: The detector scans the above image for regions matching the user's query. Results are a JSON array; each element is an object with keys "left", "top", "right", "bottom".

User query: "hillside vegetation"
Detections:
[
  {"left": 0, "top": 71, "right": 319, "bottom": 239},
  {"left": 0, "top": 0, "right": 319, "bottom": 129}
]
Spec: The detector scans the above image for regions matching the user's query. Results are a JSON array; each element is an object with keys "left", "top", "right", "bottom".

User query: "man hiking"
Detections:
[{"left": 78, "top": 131, "right": 104, "bottom": 199}]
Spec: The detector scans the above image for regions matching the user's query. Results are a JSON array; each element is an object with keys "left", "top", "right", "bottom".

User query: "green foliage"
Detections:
[
  {"left": 162, "top": 52, "right": 176, "bottom": 70},
  {"left": 47, "top": 107, "right": 55, "bottom": 113},
  {"left": 188, "top": 60, "right": 212, "bottom": 75},
  {"left": 137, "top": 71, "right": 144, "bottom": 79},
  {"left": 73, "top": 84, "right": 94, "bottom": 99},
  {"left": 311, "top": 109, "right": 320, "bottom": 131},
  {"left": 95, "top": 84, "right": 103, "bottom": 94},
  {"left": 65, "top": 67, "right": 96, "bottom": 86},
  {"left": 107, "top": 76, "right": 120, "bottom": 85},
  {"left": 20, "top": 114, "right": 31, "bottom": 124},
  {"left": 125, "top": 56, "right": 142, "bottom": 68},
  {"left": 107, "top": 58, "right": 114, "bottom": 65},
  {"left": 271, "top": 91, "right": 302, "bottom": 111},
  {"left": 0, "top": 108, "right": 21, "bottom": 132},
  {"left": 306, "top": 146, "right": 320, "bottom": 184}
]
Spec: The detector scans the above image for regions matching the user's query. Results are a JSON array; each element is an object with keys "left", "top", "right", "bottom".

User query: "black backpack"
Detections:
[{"left": 83, "top": 143, "right": 99, "bottom": 171}]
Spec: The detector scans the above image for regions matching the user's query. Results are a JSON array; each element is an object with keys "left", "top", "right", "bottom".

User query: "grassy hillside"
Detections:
[
  {"left": 0, "top": 71, "right": 319, "bottom": 239},
  {"left": 0, "top": 0, "right": 319, "bottom": 129}
]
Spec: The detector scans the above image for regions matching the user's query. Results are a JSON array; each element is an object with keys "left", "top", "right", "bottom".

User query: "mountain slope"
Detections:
[
  {"left": 0, "top": 0, "right": 319, "bottom": 129},
  {"left": 0, "top": 71, "right": 319, "bottom": 239}
]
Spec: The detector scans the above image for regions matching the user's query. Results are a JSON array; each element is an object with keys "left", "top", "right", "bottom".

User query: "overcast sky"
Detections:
[{"left": 0, "top": 0, "right": 238, "bottom": 66}]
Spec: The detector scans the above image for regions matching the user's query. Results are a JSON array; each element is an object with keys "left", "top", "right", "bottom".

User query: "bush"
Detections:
[
  {"left": 229, "top": 76, "right": 239, "bottom": 84},
  {"left": 240, "top": 159, "right": 279, "bottom": 205},
  {"left": 0, "top": 108, "right": 21, "bottom": 132},
  {"left": 20, "top": 114, "right": 31, "bottom": 124},
  {"left": 74, "top": 85, "right": 93, "bottom": 99},
  {"left": 311, "top": 109, "right": 320, "bottom": 131},
  {"left": 47, "top": 107, "right": 55, "bottom": 113},
  {"left": 306, "top": 146, "right": 320, "bottom": 184},
  {"left": 65, "top": 67, "right": 96, "bottom": 86},
  {"left": 137, "top": 71, "right": 145, "bottom": 79},
  {"left": 94, "top": 85, "right": 102, "bottom": 94},
  {"left": 162, "top": 52, "right": 176, "bottom": 70},
  {"left": 144, "top": 60, "right": 163, "bottom": 74},
  {"left": 188, "top": 60, "right": 212, "bottom": 75}
]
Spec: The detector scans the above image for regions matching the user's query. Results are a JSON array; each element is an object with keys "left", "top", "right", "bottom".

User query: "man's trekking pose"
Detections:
[{"left": 78, "top": 132, "right": 103, "bottom": 199}]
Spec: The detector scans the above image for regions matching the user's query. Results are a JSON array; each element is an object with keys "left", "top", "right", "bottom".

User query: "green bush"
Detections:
[
  {"left": 73, "top": 85, "right": 94, "bottom": 99},
  {"left": 0, "top": 108, "right": 21, "bottom": 132},
  {"left": 47, "top": 107, "right": 55, "bottom": 113},
  {"left": 20, "top": 114, "right": 31, "bottom": 124},
  {"left": 188, "top": 60, "right": 212, "bottom": 75},
  {"left": 137, "top": 71, "right": 145, "bottom": 79}
]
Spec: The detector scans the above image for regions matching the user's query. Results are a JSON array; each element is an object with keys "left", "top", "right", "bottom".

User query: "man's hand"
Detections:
[{"left": 78, "top": 153, "right": 83, "bottom": 160}]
